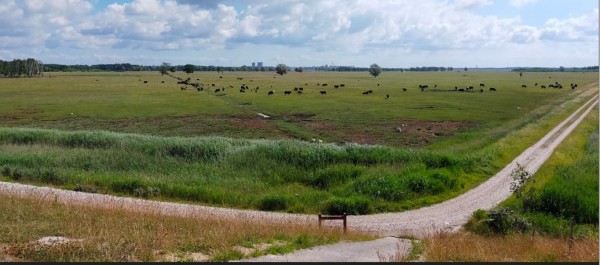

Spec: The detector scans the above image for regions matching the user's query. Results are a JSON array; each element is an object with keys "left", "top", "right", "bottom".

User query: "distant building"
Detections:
[
  {"left": 257, "top": 62, "right": 263, "bottom": 67},
  {"left": 252, "top": 62, "right": 255, "bottom": 67}
]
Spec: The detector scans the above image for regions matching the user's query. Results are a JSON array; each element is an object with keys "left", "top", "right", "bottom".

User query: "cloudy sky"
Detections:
[{"left": 0, "top": 0, "right": 597, "bottom": 67}]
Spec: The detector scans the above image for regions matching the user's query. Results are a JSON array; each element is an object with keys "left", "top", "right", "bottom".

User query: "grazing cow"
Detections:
[
  {"left": 211, "top": 84, "right": 215, "bottom": 87},
  {"left": 322, "top": 83, "right": 328, "bottom": 86},
  {"left": 534, "top": 82, "right": 538, "bottom": 86},
  {"left": 305, "top": 83, "right": 308, "bottom": 85},
  {"left": 237, "top": 77, "right": 243, "bottom": 80},
  {"left": 294, "top": 87, "right": 298, "bottom": 91},
  {"left": 403, "top": 88, "right": 407, "bottom": 92},
  {"left": 521, "top": 85, "right": 527, "bottom": 88},
  {"left": 180, "top": 86, "right": 187, "bottom": 90},
  {"left": 541, "top": 85, "right": 546, "bottom": 88},
  {"left": 418, "top": 84, "right": 428, "bottom": 89},
  {"left": 284, "top": 91, "right": 292, "bottom": 95},
  {"left": 161, "top": 81, "right": 164, "bottom": 83},
  {"left": 320, "top": 90, "right": 327, "bottom": 95},
  {"left": 143, "top": 81, "right": 148, "bottom": 83},
  {"left": 480, "top": 89, "right": 483, "bottom": 93},
  {"left": 297, "top": 90, "right": 303, "bottom": 94},
  {"left": 489, "top": 87, "right": 497, "bottom": 91},
  {"left": 334, "top": 85, "right": 339, "bottom": 88},
  {"left": 468, "top": 86, "right": 474, "bottom": 90},
  {"left": 549, "top": 84, "right": 555, "bottom": 88},
  {"left": 240, "top": 89, "right": 245, "bottom": 93},
  {"left": 362, "top": 91, "right": 369, "bottom": 95},
  {"left": 480, "top": 83, "right": 485, "bottom": 87},
  {"left": 299, "top": 87, "right": 303, "bottom": 91},
  {"left": 458, "top": 88, "right": 465, "bottom": 92},
  {"left": 385, "top": 94, "right": 389, "bottom": 99},
  {"left": 317, "top": 83, "right": 320, "bottom": 86},
  {"left": 197, "top": 86, "right": 201, "bottom": 91},
  {"left": 215, "top": 88, "right": 221, "bottom": 93},
  {"left": 268, "top": 90, "right": 274, "bottom": 95},
  {"left": 219, "top": 76, "right": 223, "bottom": 78},
  {"left": 197, "top": 79, "right": 200, "bottom": 81},
  {"left": 229, "top": 85, "right": 234, "bottom": 88},
  {"left": 340, "top": 84, "right": 345, "bottom": 87},
  {"left": 434, "top": 84, "right": 437, "bottom": 88}
]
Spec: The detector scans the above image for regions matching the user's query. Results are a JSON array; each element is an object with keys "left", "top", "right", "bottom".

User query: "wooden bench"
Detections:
[{"left": 318, "top": 214, "right": 347, "bottom": 233}]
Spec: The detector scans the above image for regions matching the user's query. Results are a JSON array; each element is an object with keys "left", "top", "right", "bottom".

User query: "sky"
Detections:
[{"left": 0, "top": 0, "right": 597, "bottom": 68}]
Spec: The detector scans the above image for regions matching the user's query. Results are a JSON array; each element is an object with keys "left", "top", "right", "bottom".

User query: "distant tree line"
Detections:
[
  {"left": 44, "top": 63, "right": 153, "bottom": 72},
  {"left": 512, "top": 66, "right": 599, "bottom": 72},
  {"left": 0, "top": 58, "right": 44, "bottom": 78}
]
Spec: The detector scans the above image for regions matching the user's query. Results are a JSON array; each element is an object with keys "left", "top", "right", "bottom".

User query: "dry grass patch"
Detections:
[
  {"left": 0, "top": 193, "right": 372, "bottom": 262},
  {"left": 423, "top": 231, "right": 598, "bottom": 262}
]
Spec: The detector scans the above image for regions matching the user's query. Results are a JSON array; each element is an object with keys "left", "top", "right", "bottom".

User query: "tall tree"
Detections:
[
  {"left": 369, "top": 63, "right": 382, "bottom": 78},
  {"left": 275, "top": 64, "right": 288, "bottom": 76},
  {"left": 159, "top": 62, "right": 170, "bottom": 76},
  {"left": 183, "top": 64, "right": 195, "bottom": 74}
]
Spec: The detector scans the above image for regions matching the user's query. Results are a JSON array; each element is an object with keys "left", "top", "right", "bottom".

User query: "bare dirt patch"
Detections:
[{"left": 302, "top": 119, "right": 475, "bottom": 147}]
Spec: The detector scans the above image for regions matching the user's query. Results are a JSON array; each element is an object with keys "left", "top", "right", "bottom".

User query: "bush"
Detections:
[
  {"left": 484, "top": 208, "right": 530, "bottom": 235},
  {"left": 307, "top": 165, "right": 364, "bottom": 189},
  {"left": 258, "top": 195, "right": 289, "bottom": 211},
  {"left": 1, "top": 165, "right": 12, "bottom": 177},
  {"left": 322, "top": 196, "right": 373, "bottom": 215}
]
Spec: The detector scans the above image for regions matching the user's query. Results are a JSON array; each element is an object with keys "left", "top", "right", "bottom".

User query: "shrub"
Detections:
[
  {"left": 258, "top": 195, "right": 289, "bottom": 211},
  {"left": 1, "top": 165, "right": 11, "bottom": 177},
  {"left": 307, "top": 164, "right": 364, "bottom": 189},
  {"left": 322, "top": 196, "right": 373, "bottom": 215}
]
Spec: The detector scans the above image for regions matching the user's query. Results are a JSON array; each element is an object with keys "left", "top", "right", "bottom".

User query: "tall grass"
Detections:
[
  {"left": 423, "top": 231, "right": 598, "bottom": 262},
  {"left": 0, "top": 127, "right": 478, "bottom": 214},
  {"left": 0, "top": 193, "right": 371, "bottom": 262}
]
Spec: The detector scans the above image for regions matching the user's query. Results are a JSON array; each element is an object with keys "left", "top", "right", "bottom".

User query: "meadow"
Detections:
[{"left": 0, "top": 70, "right": 597, "bottom": 214}]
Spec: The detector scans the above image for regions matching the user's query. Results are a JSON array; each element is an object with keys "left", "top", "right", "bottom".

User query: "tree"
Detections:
[
  {"left": 275, "top": 64, "right": 288, "bottom": 76},
  {"left": 169, "top": 66, "right": 176, "bottom": 73},
  {"left": 294, "top": 67, "right": 303, "bottom": 73},
  {"left": 368, "top": 63, "right": 382, "bottom": 78},
  {"left": 183, "top": 64, "right": 195, "bottom": 74},
  {"left": 159, "top": 62, "right": 170, "bottom": 76}
]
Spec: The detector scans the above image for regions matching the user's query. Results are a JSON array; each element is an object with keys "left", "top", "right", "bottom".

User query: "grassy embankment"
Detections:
[{"left": 421, "top": 105, "right": 598, "bottom": 262}]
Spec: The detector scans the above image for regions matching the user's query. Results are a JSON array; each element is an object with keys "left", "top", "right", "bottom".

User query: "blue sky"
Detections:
[{"left": 0, "top": 0, "right": 597, "bottom": 67}]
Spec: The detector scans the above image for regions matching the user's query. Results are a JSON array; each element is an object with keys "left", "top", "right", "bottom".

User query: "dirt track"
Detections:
[{"left": 0, "top": 91, "right": 597, "bottom": 248}]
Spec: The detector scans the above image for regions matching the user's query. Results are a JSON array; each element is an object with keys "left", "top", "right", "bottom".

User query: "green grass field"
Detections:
[{"left": 0, "top": 70, "right": 597, "bottom": 214}]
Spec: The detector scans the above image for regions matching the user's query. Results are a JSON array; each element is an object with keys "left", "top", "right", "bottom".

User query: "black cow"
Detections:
[
  {"left": 480, "top": 83, "right": 485, "bottom": 87},
  {"left": 385, "top": 94, "right": 389, "bottom": 99},
  {"left": 403, "top": 88, "right": 407, "bottom": 92},
  {"left": 489, "top": 87, "right": 497, "bottom": 91},
  {"left": 334, "top": 85, "right": 339, "bottom": 88},
  {"left": 322, "top": 83, "right": 328, "bottom": 87},
  {"left": 268, "top": 90, "right": 274, "bottom": 95},
  {"left": 215, "top": 88, "right": 221, "bottom": 93},
  {"left": 143, "top": 81, "right": 148, "bottom": 83},
  {"left": 340, "top": 84, "right": 345, "bottom": 87},
  {"left": 362, "top": 91, "right": 369, "bottom": 95},
  {"left": 320, "top": 90, "right": 327, "bottom": 95},
  {"left": 541, "top": 85, "right": 546, "bottom": 88},
  {"left": 521, "top": 85, "right": 527, "bottom": 88},
  {"left": 284, "top": 91, "right": 292, "bottom": 95}
]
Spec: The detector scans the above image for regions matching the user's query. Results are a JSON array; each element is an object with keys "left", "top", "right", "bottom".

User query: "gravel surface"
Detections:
[
  {"left": 238, "top": 237, "right": 412, "bottom": 262},
  {"left": 0, "top": 92, "right": 596, "bottom": 262}
]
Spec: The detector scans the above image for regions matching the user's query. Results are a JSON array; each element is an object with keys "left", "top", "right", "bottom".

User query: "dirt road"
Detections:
[{"left": 0, "top": 91, "right": 597, "bottom": 261}]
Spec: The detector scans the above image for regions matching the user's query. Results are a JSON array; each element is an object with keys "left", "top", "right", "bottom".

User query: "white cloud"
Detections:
[
  {"left": 509, "top": 0, "right": 538, "bottom": 7},
  {"left": 540, "top": 8, "right": 599, "bottom": 42},
  {"left": 0, "top": 0, "right": 596, "bottom": 67}
]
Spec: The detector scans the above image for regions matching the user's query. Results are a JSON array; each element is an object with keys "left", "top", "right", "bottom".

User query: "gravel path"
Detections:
[{"left": 0, "top": 91, "right": 596, "bottom": 261}]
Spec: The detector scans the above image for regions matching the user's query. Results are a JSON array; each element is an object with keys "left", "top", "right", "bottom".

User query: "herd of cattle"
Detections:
[{"left": 140, "top": 76, "right": 578, "bottom": 98}]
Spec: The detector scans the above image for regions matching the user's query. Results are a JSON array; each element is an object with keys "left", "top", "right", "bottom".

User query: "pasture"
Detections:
[
  {"left": 0, "top": 71, "right": 596, "bottom": 147},
  {"left": 0, "top": 70, "right": 597, "bottom": 214}
]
